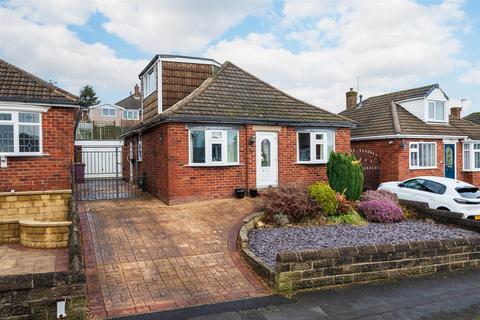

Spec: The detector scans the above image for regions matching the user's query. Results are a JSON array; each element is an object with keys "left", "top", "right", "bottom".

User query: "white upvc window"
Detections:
[
  {"left": 409, "top": 142, "right": 437, "bottom": 169},
  {"left": 463, "top": 142, "right": 480, "bottom": 171},
  {"left": 297, "top": 131, "right": 334, "bottom": 164},
  {"left": 123, "top": 110, "right": 139, "bottom": 120},
  {"left": 427, "top": 100, "right": 446, "bottom": 122},
  {"left": 0, "top": 111, "right": 42, "bottom": 155},
  {"left": 102, "top": 107, "right": 116, "bottom": 117},
  {"left": 189, "top": 129, "right": 239, "bottom": 166},
  {"left": 137, "top": 134, "right": 142, "bottom": 162},
  {"left": 143, "top": 67, "right": 157, "bottom": 98}
]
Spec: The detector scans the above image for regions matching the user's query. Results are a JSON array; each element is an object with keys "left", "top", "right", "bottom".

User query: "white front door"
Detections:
[{"left": 256, "top": 132, "right": 278, "bottom": 188}]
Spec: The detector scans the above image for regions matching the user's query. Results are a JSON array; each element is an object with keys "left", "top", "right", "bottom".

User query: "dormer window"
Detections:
[
  {"left": 427, "top": 100, "right": 446, "bottom": 122},
  {"left": 143, "top": 67, "right": 157, "bottom": 98}
]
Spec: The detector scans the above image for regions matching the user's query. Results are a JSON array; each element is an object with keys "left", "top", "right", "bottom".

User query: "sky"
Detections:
[{"left": 0, "top": 0, "right": 479, "bottom": 115}]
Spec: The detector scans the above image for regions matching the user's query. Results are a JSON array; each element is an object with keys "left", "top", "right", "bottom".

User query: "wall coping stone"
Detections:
[
  {"left": 19, "top": 219, "right": 71, "bottom": 227},
  {"left": 0, "top": 189, "right": 72, "bottom": 197}
]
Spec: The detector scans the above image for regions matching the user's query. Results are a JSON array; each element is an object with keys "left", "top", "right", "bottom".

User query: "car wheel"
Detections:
[{"left": 437, "top": 207, "right": 450, "bottom": 211}]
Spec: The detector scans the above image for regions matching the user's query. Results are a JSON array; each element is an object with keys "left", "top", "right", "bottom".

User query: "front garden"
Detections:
[{"left": 240, "top": 152, "right": 480, "bottom": 292}]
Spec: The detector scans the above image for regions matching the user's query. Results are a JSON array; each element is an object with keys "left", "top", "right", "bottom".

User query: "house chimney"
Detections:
[
  {"left": 451, "top": 106, "right": 462, "bottom": 118},
  {"left": 134, "top": 83, "right": 140, "bottom": 97},
  {"left": 346, "top": 88, "right": 358, "bottom": 109}
]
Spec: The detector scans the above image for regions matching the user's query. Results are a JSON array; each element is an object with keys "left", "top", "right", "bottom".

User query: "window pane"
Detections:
[
  {"left": 315, "top": 133, "right": 324, "bottom": 140},
  {"left": 19, "top": 112, "right": 39, "bottom": 123},
  {"left": 464, "top": 150, "right": 471, "bottom": 170},
  {"left": 298, "top": 133, "right": 310, "bottom": 161},
  {"left": 110, "top": 109, "right": 115, "bottom": 116},
  {"left": 411, "top": 150, "right": 418, "bottom": 167},
  {"left": 227, "top": 130, "right": 238, "bottom": 163},
  {"left": 190, "top": 131, "right": 205, "bottom": 163},
  {"left": 0, "top": 113, "right": 12, "bottom": 121},
  {"left": 211, "top": 131, "right": 222, "bottom": 140},
  {"left": 0, "top": 125, "right": 14, "bottom": 152},
  {"left": 428, "top": 102, "right": 435, "bottom": 119},
  {"left": 435, "top": 102, "right": 445, "bottom": 121},
  {"left": 315, "top": 143, "right": 324, "bottom": 161},
  {"left": 327, "top": 131, "right": 334, "bottom": 159},
  {"left": 475, "top": 151, "right": 480, "bottom": 169},
  {"left": 19, "top": 125, "right": 40, "bottom": 152},
  {"left": 212, "top": 143, "right": 222, "bottom": 162},
  {"left": 261, "top": 139, "right": 270, "bottom": 167}
]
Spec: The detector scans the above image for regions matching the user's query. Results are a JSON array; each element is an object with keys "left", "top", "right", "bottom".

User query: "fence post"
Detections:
[{"left": 115, "top": 147, "right": 119, "bottom": 199}]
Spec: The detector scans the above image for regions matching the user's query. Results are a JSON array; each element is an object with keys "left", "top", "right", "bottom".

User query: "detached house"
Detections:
[
  {"left": 340, "top": 84, "right": 480, "bottom": 187},
  {"left": 122, "top": 55, "right": 354, "bottom": 204}
]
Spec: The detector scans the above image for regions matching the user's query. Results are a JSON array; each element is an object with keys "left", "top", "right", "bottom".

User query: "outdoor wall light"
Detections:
[{"left": 248, "top": 135, "right": 256, "bottom": 146}]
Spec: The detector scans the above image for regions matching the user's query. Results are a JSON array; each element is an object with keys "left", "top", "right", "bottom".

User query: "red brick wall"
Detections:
[
  {"left": 0, "top": 107, "right": 75, "bottom": 192},
  {"left": 352, "top": 138, "right": 480, "bottom": 185},
  {"left": 124, "top": 124, "right": 351, "bottom": 204}
]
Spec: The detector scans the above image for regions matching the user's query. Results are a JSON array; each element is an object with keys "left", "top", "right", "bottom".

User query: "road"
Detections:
[{"left": 115, "top": 270, "right": 480, "bottom": 320}]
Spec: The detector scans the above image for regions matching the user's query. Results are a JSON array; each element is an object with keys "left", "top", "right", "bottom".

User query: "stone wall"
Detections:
[
  {"left": 0, "top": 190, "right": 71, "bottom": 221},
  {"left": 19, "top": 220, "right": 71, "bottom": 249},
  {"left": 0, "top": 220, "right": 19, "bottom": 243},
  {"left": 274, "top": 238, "right": 480, "bottom": 292}
]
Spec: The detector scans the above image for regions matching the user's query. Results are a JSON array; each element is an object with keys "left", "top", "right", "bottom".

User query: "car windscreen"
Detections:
[{"left": 456, "top": 187, "right": 480, "bottom": 199}]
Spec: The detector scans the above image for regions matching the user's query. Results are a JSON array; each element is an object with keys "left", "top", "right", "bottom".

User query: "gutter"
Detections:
[{"left": 351, "top": 134, "right": 468, "bottom": 141}]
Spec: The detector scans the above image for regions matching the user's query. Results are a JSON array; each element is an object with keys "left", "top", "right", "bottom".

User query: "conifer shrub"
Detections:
[
  {"left": 308, "top": 182, "right": 338, "bottom": 215},
  {"left": 327, "top": 152, "right": 364, "bottom": 201}
]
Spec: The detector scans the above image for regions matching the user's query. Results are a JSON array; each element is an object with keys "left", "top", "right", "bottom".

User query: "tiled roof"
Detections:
[
  {"left": 116, "top": 94, "right": 141, "bottom": 110},
  {"left": 339, "top": 84, "right": 480, "bottom": 139},
  {"left": 0, "top": 59, "right": 78, "bottom": 105},
  {"left": 463, "top": 112, "right": 480, "bottom": 125},
  {"left": 128, "top": 62, "right": 354, "bottom": 134}
]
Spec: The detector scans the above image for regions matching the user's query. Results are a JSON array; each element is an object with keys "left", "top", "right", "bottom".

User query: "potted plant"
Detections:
[
  {"left": 235, "top": 188, "right": 246, "bottom": 199},
  {"left": 249, "top": 188, "right": 258, "bottom": 198}
]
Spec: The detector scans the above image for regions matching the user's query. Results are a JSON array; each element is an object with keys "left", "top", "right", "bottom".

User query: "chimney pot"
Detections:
[
  {"left": 346, "top": 88, "right": 358, "bottom": 110},
  {"left": 451, "top": 106, "right": 462, "bottom": 118}
]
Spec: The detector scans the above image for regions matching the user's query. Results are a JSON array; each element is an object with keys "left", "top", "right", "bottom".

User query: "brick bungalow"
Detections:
[
  {"left": 339, "top": 84, "right": 480, "bottom": 187},
  {"left": 0, "top": 59, "right": 78, "bottom": 216},
  {"left": 122, "top": 55, "right": 354, "bottom": 204}
]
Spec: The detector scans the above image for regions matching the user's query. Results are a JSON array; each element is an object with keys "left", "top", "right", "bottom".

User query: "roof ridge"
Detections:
[
  {"left": 363, "top": 84, "right": 438, "bottom": 103},
  {"left": 0, "top": 58, "right": 78, "bottom": 102}
]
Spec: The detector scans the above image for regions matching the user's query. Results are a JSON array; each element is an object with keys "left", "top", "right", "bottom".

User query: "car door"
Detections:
[{"left": 398, "top": 179, "right": 429, "bottom": 203}]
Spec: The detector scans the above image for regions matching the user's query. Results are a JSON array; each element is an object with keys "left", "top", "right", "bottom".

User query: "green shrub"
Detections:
[
  {"left": 327, "top": 152, "right": 364, "bottom": 201},
  {"left": 327, "top": 212, "right": 367, "bottom": 225},
  {"left": 308, "top": 182, "right": 338, "bottom": 215}
]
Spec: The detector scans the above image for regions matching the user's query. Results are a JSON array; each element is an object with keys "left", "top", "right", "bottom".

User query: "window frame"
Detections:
[
  {"left": 123, "top": 110, "right": 139, "bottom": 120},
  {"left": 426, "top": 100, "right": 447, "bottom": 122},
  {"left": 409, "top": 142, "right": 437, "bottom": 169},
  {"left": 0, "top": 110, "right": 43, "bottom": 156},
  {"left": 296, "top": 131, "right": 331, "bottom": 164},
  {"left": 101, "top": 107, "right": 116, "bottom": 117},
  {"left": 188, "top": 128, "right": 240, "bottom": 166},
  {"left": 463, "top": 142, "right": 480, "bottom": 171},
  {"left": 137, "top": 134, "right": 142, "bottom": 162},
  {"left": 142, "top": 66, "right": 157, "bottom": 98}
]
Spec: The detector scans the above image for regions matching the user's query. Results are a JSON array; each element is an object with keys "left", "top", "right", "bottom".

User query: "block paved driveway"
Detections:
[{"left": 78, "top": 196, "right": 269, "bottom": 319}]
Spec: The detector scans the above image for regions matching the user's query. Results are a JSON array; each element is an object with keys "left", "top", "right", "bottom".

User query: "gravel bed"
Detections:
[{"left": 248, "top": 220, "right": 480, "bottom": 267}]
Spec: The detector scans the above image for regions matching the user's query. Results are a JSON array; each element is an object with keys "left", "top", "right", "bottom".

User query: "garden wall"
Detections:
[
  {"left": 239, "top": 211, "right": 480, "bottom": 293},
  {"left": 0, "top": 199, "right": 86, "bottom": 319}
]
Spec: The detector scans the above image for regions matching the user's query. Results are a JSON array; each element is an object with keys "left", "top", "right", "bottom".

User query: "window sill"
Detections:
[
  {"left": 0, "top": 153, "right": 49, "bottom": 158},
  {"left": 409, "top": 166, "right": 437, "bottom": 170},
  {"left": 463, "top": 169, "right": 480, "bottom": 172},
  {"left": 296, "top": 161, "right": 327, "bottom": 165},
  {"left": 185, "top": 163, "right": 243, "bottom": 167}
]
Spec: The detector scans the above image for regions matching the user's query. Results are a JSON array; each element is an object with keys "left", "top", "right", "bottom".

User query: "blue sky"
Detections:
[{"left": 0, "top": 0, "right": 479, "bottom": 115}]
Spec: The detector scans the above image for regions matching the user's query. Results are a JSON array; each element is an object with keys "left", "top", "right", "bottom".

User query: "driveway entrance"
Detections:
[{"left": 79, "top": 197, "right": 269, "bottom": 318}]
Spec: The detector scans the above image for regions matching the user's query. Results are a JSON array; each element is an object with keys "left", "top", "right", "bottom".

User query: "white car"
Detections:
[{"left": 378, "top": 176, "right": 480, "bottom": 220}]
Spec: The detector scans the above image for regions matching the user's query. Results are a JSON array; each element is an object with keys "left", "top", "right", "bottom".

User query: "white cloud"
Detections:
[
  {"left": 460, "top": 64, "right": 480, "bottom": 85},
  {"left": 96, "top": 0, "right": 272, "bottom": 53},
  {"left": 206, "top": 0, "right": 469, "bottom": 112},
  {"left": 0, "top": 7, "right": 146, "bottom": 101}
]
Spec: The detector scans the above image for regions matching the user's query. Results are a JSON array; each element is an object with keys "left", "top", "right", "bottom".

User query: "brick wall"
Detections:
[
  {"left": 124, "top": 124, "right": 351, "bottom": 204},
  {"left": 0, "top": 107, "right": 75, "bottom": 192}
]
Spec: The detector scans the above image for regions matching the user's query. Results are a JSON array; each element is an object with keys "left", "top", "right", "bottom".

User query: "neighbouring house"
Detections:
[
  {"left": 0, "top": 58, "right": 77, "bottom": 224},
  {"left": 122, "top": 54, "right": 354, "bottom": 204},
  {"left": 463, "top": 112, "right": 480, "bottom": 125},
  {"left": 339, "top": 84, "right": 480, "bottom": 188}
]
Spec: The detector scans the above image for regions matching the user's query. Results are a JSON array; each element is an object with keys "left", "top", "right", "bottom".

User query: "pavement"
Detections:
[
  {"left": 115, "top": 269, "right": 480, "bottom": 320},
  {"left": 78, "top": 196, "right": 269, "bottom": 319}
]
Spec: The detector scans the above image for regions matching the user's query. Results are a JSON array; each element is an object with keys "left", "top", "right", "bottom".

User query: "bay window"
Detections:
[
  {"left": 189, "top": 128, "right": 239, "bottom": 165},
  {"left": 409, "top": 142, "right": 436, "bottom": 169},
  {"left": 427, "top": 101, "right": 446, "bottom": 122},
  {"left": 297, "top": 130, "right": 334, "bottom": 164},
  {"left": 0, "top": 111, "right": 42, "bottom": 155},
  {"left": 463, "top": 142, "right": 480, "bottom": 171}
]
